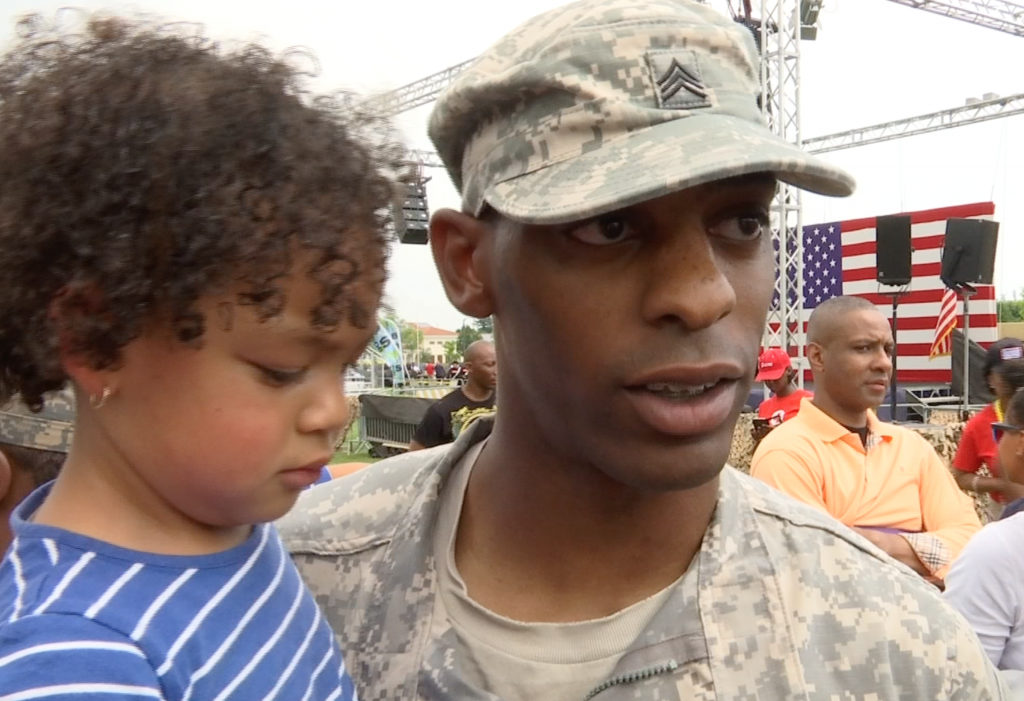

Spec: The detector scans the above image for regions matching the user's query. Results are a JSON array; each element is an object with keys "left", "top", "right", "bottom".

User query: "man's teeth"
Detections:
[{"left": 645, "top": 382, "right": 717, "bottom": 397}]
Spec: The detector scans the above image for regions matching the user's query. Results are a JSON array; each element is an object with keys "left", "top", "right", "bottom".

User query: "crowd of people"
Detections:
[
  {"left": 0, "top": 0, "right": 1020, "bottom": 699},
  {"left": 751, "top": 313, "right": 1024, "bottom": 665}
]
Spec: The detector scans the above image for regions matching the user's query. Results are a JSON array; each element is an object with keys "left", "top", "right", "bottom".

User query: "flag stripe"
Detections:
[
  {"left": 839, "top": 202, "right": 996, "bottom": 233},
  {"left": 786, "top": 201, "right": 998, "bottom": 385},
  {"left": 930, "top": 289, "right": 958, "bottom": 360}
]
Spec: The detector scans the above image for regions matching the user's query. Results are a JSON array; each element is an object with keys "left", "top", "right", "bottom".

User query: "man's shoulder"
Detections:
[
  {"left": 441, "top": 387, "right": 465, "bottom": 400},
  {"left": 879, "top": 420, "right": 937, "bottom": 451},
  {"left": 277, "top": 447, "right": 448, "bottom": 554},
  {"left": 731, "top": 468, "right": 926, "bottom": 579},
  {"left": 729, "top": 471, "right": 994, "bottom": 655},
  {"left": 732, "top": 467, "right": 845, "bottom": 531},
  {"left": 431, "top": 388, "right": 468, "bottom": 410}
]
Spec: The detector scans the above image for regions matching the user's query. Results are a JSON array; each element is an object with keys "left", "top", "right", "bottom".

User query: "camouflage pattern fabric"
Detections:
[
  {"left": 280, "top": 417, "right": 1008, "bottom": 700},
  {"left": 0, "top": 388, "right": 76, "bottom": 453},
  {"left": 427, "top": 0, "right": 856, "bottom": 226}
]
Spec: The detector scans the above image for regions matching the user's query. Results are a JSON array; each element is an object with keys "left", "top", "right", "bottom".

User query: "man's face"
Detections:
[
  {"left": 486, "top": 174, "right": 776, "bottom": 491},
  {"left": 765, "top": 372, "right": 789, "bottom": 395},
  {"left": 812, "top": 310, "right": 894, "bottom": 413},
  {"left": 466, "top": 345, "right": 497, "bottom": 390}
]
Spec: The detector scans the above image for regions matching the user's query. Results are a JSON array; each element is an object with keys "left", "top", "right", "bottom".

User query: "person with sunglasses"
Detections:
[
  {"left": 947, "top": 360, "right": 1024, "bottom": 671},
  {"left": 953, "top": 338, "right": 1024, "bottom": 520}
]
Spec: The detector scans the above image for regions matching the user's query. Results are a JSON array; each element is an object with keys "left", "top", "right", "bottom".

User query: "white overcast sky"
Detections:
[{"left": 3, "top": 0, "right": 1023, "bottom": 331}]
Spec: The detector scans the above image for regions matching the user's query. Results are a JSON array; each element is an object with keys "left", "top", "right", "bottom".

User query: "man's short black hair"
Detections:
[{"left": 0, "top": 443, "right": 65, "bottom": 487}]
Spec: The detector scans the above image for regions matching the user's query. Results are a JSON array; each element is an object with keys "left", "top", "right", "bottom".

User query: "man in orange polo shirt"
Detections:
[{"left": 751, "top": 296, "right": 980, "bottom": 582}]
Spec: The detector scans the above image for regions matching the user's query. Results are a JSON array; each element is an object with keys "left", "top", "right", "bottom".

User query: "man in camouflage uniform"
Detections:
[
  {"left": 280, "top": 1, "right": 1008, "bottom": 698},
  {"left": 0, "top": 390, "right": 73, "bottom": 552}
]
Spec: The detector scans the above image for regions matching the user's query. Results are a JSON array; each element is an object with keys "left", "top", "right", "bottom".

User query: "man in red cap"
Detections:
[{"left": 753, "top": 348, "right": 813, "bottom": 441}]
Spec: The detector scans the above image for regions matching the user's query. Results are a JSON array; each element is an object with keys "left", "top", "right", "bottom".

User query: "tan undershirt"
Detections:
[{"left": 430, "top": 442, "right": 692, "bottom": 701}]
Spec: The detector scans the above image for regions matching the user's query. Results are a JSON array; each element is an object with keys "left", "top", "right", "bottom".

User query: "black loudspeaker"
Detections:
[
  {"left": 941, "top": 219, "right": 999, "bottom": 286},
  {"left": 393, "top": 180, "right": 430, "bottom": 245},
  {"left": 876, "top": 215, "right": 913, "bottom": 286}
]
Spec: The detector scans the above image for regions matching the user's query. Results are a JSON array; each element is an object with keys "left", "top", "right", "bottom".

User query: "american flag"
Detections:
[
  {"left": 776, "top": 202, "right": 997, "bottom": 384},
  {"left": 930, "top": 289, "right": 958, "bottom": 359}
]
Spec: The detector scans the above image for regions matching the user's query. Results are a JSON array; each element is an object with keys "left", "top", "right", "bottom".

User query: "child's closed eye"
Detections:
[{"left": 254, "top": 364, "right": 308, "bottom": 387}]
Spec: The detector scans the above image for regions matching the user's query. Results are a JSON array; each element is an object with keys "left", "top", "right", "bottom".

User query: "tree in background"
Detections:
[
  {"left": 999, "top": 293, "right": 1024, "bottom": 323},
  {"left": 401, "top": 323, "right": 424, "bottom": 361},
  {"left": 443, "top": 340, "right": 459, "bottom": 363},
  {"left": 457, "top": 324, "right": 483, "bottom": 356},
  {"left": 475, "top": 316, "right": 494, "bottom": 335},
  {"left": 419, "top": 350, "right": 433, "bottom": 365}
]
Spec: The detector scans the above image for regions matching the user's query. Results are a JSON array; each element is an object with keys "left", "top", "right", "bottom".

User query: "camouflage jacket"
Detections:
[{"left": 279, "top": 419, "right": 1008, "bottom": 700}]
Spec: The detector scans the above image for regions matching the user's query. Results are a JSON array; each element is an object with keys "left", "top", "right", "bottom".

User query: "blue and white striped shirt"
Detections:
[{"left": 0, "top": 485, "right": 358, "bottom": 700}]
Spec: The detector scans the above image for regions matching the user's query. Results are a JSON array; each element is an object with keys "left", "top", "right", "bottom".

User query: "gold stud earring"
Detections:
[{"left": 89, "top": 387, "right": 111, "bottom": 409}]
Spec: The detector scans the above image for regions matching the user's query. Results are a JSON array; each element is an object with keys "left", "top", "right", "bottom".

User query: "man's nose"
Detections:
[{"left": 640, "top": 229, "right": 736, "bottom": 330}]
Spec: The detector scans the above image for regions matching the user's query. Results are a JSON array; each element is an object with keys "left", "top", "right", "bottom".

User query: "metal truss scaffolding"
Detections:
[
  {"left": 370, "top": 0, "right": 1024, "bottom": 380},
  {"left": 806, "top": 90, "right": 1024, "bottom": 153},
  {"left": 885, "top": 0, "right": 1024, "bottom": 38},
  {"left": 358, "top": 59, "right": 478, "bottom": 117},
  {"left": 759, "top": 0, "right": 806, "bottom": 371},
  {"left": 411, "top": 91, "right": 1024, "bottom": 165}
]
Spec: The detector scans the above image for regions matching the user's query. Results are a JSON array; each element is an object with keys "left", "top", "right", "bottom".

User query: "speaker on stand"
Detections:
[
  {"left": 876, "top": 215, "right": 912, "bottom": 421},
  {"left": 940, "top": 218, "right": 1000, "bottom": 416}
]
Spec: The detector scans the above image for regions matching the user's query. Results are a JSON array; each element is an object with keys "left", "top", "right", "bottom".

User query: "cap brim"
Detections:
[
  {"left": 755, "top": 368, "right": 787, "bottom": 382},
  {"left": 486, "top": 112, "right": 855, "bottom": 226}
]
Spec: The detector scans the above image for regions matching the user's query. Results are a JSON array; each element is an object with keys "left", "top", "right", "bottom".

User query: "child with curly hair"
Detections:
[{"left": 0, "top": 12, "right": 408, "bottom": 699}]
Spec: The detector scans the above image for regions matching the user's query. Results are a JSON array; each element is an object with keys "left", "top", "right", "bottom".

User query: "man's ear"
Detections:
[
  {"left": 806, "top": 342, "right": 825, "bottom": 375},
  {"left": 0, "top": 448, "right": 12, "bottom": 503},
  {"left": 429, "top": 208, "right": 494, "bottom": 319}
]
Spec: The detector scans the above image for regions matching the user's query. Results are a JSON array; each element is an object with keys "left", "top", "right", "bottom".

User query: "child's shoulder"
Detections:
[
  {"left": 0, "top": 520, "right": 270, "bottom": 633},
  {"left": 0, "top": 604, "right": 162, "bottom": 696},
  {"left": 0, "top": 536, "right": 163, "bottom": 694}
]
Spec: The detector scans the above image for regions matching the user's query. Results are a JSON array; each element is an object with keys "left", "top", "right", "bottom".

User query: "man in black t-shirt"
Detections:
[{"left": 410, "top": 341, "right": 496, "bottom": 450}]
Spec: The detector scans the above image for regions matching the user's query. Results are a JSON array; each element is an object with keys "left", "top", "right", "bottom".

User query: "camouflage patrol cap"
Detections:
[
  {"left": 428, "top": 0, "right": 855, "bottom": 226},
  {"left": 0, "top": 388, "right": 76, "bottom": 454}
]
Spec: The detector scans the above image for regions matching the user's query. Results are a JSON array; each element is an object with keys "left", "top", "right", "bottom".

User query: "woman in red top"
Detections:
[{"left": 953, "top": 339, "right": 1024, "bottom": 520}]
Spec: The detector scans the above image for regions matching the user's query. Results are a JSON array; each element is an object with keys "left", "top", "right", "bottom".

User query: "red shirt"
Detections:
[
  {"left": 758, "top": 389, "right": 813, "bottom": 427},
  {"left": 953, "top": 403, "right": 1006, "bottom": 503}
]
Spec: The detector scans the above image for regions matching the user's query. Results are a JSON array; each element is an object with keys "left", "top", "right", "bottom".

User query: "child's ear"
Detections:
[
  {"left": 429, "top": 208, "right": 495, "bottom": 319},
  {"left": 48, "top": 284, "right": 115, "bottom": 402}
]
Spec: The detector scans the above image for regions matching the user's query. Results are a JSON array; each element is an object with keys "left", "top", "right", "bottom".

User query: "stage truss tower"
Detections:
[{"left": 758, "top": 0, "right": 807, "bottom": 376}]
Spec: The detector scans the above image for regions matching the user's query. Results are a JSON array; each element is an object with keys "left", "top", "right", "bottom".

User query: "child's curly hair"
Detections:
[{"left": 0, "top": 12, "right": 413, "bottom": 409}]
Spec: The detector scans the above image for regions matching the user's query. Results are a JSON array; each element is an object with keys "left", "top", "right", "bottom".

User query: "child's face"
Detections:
[{"left": 95, "top": 255, "right": 380, "bottom": 532}]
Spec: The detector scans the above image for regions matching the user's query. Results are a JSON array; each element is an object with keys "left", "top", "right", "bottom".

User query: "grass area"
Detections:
[
  {"left": 329, "top": 421, "right": 381, "bottom": 465},
  {"left": 331, "top": 450, "right": 378, "bottom": 465}
]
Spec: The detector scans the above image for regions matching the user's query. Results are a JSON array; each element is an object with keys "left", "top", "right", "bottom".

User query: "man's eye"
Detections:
[
  {"left": 710, "top": 210, "right": 770, "bottom": 242},
  {"left": 256, "top": 365, "right": 307, "bottom": 386},
  {"left": 565, "top": 215, "right": 635, "bottom": 246}
]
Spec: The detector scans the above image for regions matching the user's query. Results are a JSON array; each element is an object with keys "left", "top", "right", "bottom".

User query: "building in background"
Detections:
[{"left": 413, "top": 323, "right": 458, "bottom": 364}]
